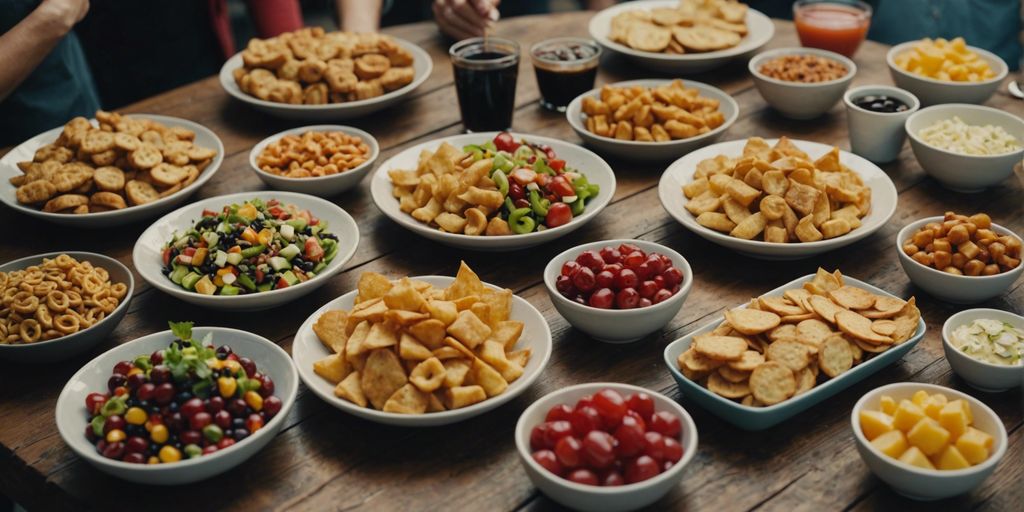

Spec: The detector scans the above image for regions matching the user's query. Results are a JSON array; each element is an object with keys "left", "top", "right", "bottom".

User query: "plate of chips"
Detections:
[
  {"left": 588, "top": 0, "right": 774, "bottom": 74},
  {"left": 664, "top": 269, "right": 926, "bottom": 430},
  {"left": 292, "top": 263, "right": 553, "bottom": 426},
  {"left": 218, "top": 29, "right": 432, "bottom": 121},
  {"left": 370, "top": 132, "right": 616, "bottom": 251},
  {"left": 658, "top": 137, "right": 897, "bottom": 260},
  {"left": 0, "top": 113, "right": 223, "bottom": 228}
]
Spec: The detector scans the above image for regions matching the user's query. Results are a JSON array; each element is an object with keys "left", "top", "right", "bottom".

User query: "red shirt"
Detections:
[{"left": 208, "top": 0, "right": 304, "bottom": 58}]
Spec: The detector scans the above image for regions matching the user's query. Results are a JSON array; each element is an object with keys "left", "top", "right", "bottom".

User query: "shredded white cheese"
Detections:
[{"left": 918, "top": 116, "right": 1021, "bottom": 156}]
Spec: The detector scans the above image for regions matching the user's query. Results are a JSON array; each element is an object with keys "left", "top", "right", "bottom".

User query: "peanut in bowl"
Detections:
[{"left": 248, "top": 125, "right": 379, "bottom": 197}]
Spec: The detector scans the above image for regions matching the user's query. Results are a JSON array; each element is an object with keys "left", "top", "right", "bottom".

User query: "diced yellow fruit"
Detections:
[
  {"left": 194, "top": 275, "right": 216, "bottom": 295},
  {"left": 949, "top": 399, "right": 973, "bottom": 424},
  {"left": 911, "top": 390, "right": 930, "bottom": 406},
  {"left": 907, "top": 417, "right": 952, "bottom": 456},
  {"left": 898, "top": 446, "right": 935, "bottom": 470},
  {"left": 923, "top": 393, "right": 948, "bottom": 420},
  {"left": 935, "top": 445, "right": 971, "bottom": 470},
  {"left": 871, "top": 430, "right": 908, "bottom": 459},
  {"left": 955, "top": 427, "right": 993, "bottom": 465},
  {"left": 893, "top": 399, "right": 926, "bottom": 432},
  {"left": 939, "top": 401, "right": 969, "bottom": 440},
  {"left": 880, "top": 395, "right": 897, "bottom": 415},
  {"left": 237, "top": 203, "right": 258, "bottom": 221},
  {"left": 860, "top": 410, "right": 896, "bottom": 441}
]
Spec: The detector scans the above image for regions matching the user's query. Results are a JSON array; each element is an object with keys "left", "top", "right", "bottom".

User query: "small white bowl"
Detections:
[
  {"left": 133, "top": 191, "right": 360, "bottom": 311},
  {"left": 0, "top": 252, "right": 134, "bottom": 363},
  {"left": 942, "top": 308, "right": 1024, "bottom": 392},
  {"left": 248, "top": 125, "right": 379, "bottom": 197},
  {"left": 749, "top": 47, "right": 857, "bottom": 120},
  {"left": 843, "top": 85, "right": 920, "bottom": 164},
  {"left": 566, "top": 79, "right": 738, "bottom": 162},
  {"left": 515, "top": 382, "right": 698, "bottom": 512},
  {"left": 887, "top": 42, "right": 1008, "bottom": 107},
  {"left": 55, "top": 326, "right": 298, "bottom": 485},
  {"left": 543, "top": 239, "right": 693, "bottom": 343},
  {"left": 851, "top": 382, "right": 1007, "bottom": 501},
  {"left": 904, "top": 104, "right": 1024, "bottom": 192},
  {"left": 895, "top": 216, "right": 1024, "bottom": 304}
]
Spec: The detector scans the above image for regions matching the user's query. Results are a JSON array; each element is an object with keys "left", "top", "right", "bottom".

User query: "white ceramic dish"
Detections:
[
  {"left": 588, "top": 0, "right": 774, "bottom": 74},
  {"left": 0, "top": 114, "right": 224, "bottom": 228},
  {"left": 886, "top": 42, "right": 1008, "bottom": 107},
  {"left": 0, "top": 251, "right": 133, "bottom": 363},
  {"left": 565, "top": 79, "right": 739, "bottom": 162},
  {"left": 658, "top": 138, "right": 898, "bottom": 260},
  {"left": 543, "top": 239, "right": 693, "bottom": 343},
  {"left": 895, "top": 216, "right": 1023, "bottom": 304},
  {"left": 370, "top": 132, "right": 616, "bottom": 251},
  {"left": 219, "top": 37, "right": 432, "bottom": 120},
  {"left": 749, "top": 47, "right": 857, "bottom": 120},
  {"left": 665, "top": 273, "right": 926, "bottom": 431},
  {"left": 515, "top": 382, "right": 698, "bottom": 512},
  {"left": 851, "top": 382, "right": 1007, "bottom": 500},
  {"left": 133, "top": 191, "right": 359, "bottom": 311},
  {"left": 904, "top": 104, "right": 1024, "bottom": 192},
  {"left": 248, "top": 125, "right": 379, "bottom": 197},
  {"left": 292, "top": 275, "right": 552, "bottom": 426},
  {"left": 55, "top": 326, "right": 298, "bottom": 485},
  {"left": 942, "top": 308, "right": 1024, "bottom": 392},
  {"left": 843, "top": 85, "right": 920, "bottom": 164}
]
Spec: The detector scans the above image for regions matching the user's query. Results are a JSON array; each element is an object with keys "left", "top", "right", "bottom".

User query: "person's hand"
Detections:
[
  {"left": 35, "top": 0, "right": 90, "bottom": 32},
  {"left": 432, "top": 0, "right": 500, "bottom": 40}
]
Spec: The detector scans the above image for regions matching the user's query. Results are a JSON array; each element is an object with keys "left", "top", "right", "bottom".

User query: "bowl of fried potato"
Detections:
[
  {"left": 886, "top": 38, "right": 1008, "bottom": 107},
  {"left": 248, "top": 125, "right": 379, "bottom": 197},
  {"left": 658, "top": 136, "right": 897, "bottom": 260},
  {"left": 292, "top": 262, "right": 553, "bottom": 426},
  {"left": 566, "top": 79, "right": 738, "bottom": 162},
  {"left": 664, "top": 269, "right": 926, "bottom": 430},
  {"left": 588, "top": 0, "right": 774, "bottom": 74}
]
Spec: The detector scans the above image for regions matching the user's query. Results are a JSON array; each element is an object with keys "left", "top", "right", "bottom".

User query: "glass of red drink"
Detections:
[{"left": 793, "top": 0, "right": 872, "bottom": 58}]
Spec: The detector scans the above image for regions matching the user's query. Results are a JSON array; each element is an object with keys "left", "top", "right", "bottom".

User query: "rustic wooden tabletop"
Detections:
[{"left": 0, "top": 12, "right": 1021, "bottom": 512}]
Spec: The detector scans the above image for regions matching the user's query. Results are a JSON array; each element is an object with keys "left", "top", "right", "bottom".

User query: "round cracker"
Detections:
[
  {"left": 150, "top": 163, "right": 188, "bottom": 187},
  {"left": 807, "top": 295, "right": 844, "bottom": 324},
  {"left": 727, "top": 350, "right": 764, "bottom": 371},
  {"left": 717, "top": 365, "right": 750, "bottom": 383},
  {"left": 796, "top": 318, "right": 832, "bottom": 348},
  {"left": 765, "top": 339, "right": 810, "bottom": 372},
  {"left": 679, "top": 347, "right": 724, "bottom": 372},
  {"left": 90, "top": 191, "right": 127, "bottom": 210},
  {"left": 852, "top": 337, "right": 889, "bottom": 354},
  {"left": 793, "top": 367, "right": 816, "bottom": 396},
  {"left": 672, "top": 26, "right": 740, "bottom": 52},
  {"left": 125, "top": 180, "right": 159, "bottom": 205},
  {"left": 759, "top": 296, "right": 805, "bottom": 316},
  {"left": 693, "top": 334, "right": 747, "bottom": 361},
  {"left": 626, "top": 23, "right": 672, "bottom": 52},
  {"left": 828, "top": 285, "right": 878, "bottom": 310},
  {"left": 128, "top": 143, "right": 163, "bottom": 169},
  {"left": 767, "top": 323, "right": 798, "bottom": 342},
  {"left": 707, "top": 371, "right": 750, "bottom": 398},
  {"left": 93, "top": 166, "right": 125, "bottom": 192},
  {"left": 871, "top": 319, "right": 897, "bottom": 336},
  {"left": 81, "top": 130, "right": 115, "bottom": 154},
  {"left": 43, "top": 194, "right": 89, "bottom": 213},
  {"left": 749, "top": 362, "right": 796, "bottom": 405},
  {"left": 818, "top": 335, "right": 853, "bottom": 378},
  {"left": 835, "top": 310, "right": 893, "bottom": 345},
  {"left": 724, "top": 308, "right": 781, "bottom": 335}
]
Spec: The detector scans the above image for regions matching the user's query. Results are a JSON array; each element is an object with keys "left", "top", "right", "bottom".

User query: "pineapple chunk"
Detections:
[
  {"left": 907, "top": 417, "right": 952, "bottom": 456},
  {"left": 950, "top": 399, "right": 974, "bottom": 424},
  {"left": 871, "top": 430, "right": 908, "bottom": 459},
  {"left": 935, "top": 445, "right": 970, "bottom": 470},
  {"left": 880, "top": 395, "right": 897, "bottom": 415},
  {"left": 860, "top": 410, "right": 896, "bottom": 441},
  {"left": 898, "top": 446, "right": 935, "bottom": 470},
  {"left": 939, "top": 401, "right": 969, "bottom": 440},
  {"left": 955, "top": 427, "right": 993, "bottom": 465},
  {"left": 893, "top": 399, "right": 926, "bottom": 432},
  {"left": 911, "top": 390, "right": 930, "bottom": 406},
  {"left": 923, "top": 393, "right": 948, "bottom": 420},
  {"left": 194, "top": 275, "right": 217, "bottom": 295}
]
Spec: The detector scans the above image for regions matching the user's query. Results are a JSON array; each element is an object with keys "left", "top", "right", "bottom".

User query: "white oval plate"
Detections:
[
  {"left": 293, "top": 275, "right": 553, "bottom": 426},
  {"left": 566, "top": 78, "right": 739, "bottom": 162},
  {"left": 588, "top": 0, "right": 775, "bottom": 74},
  {"left": 658, "top": 138, "right": 898, "bottom": 260},
  {"left": 218, "top": 37, "right": 433, "bottom": 121},
  {"left": 248, "top": 124, "right": 380, "bottom": 197},
  {"left": 56, "top": 326, "right": 298, "bottom": 485},
  {"left": 0, "top": 114, "right": 224, "bottom": 228},
  {"left": 370, "top": 132, "right": 616, "bottom": 251},
  {"left": 133, "top": 191, "right": 359, "bottom": 311}
]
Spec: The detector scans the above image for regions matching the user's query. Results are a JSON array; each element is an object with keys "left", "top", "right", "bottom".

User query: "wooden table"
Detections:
[{"left": 1, "top": 13, "right": 1021, "bottom": 512}]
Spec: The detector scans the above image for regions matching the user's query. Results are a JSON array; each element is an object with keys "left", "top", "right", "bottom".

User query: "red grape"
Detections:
[
  {"left": 570, "top": 406, "right": 602, "bottom": 436},
  {"left": 613, "top": 269, "right": 638, "bottom": 290},
  {"left": 595, "top": 270, "right": 615, "bottom": 289},
  {"left": 555, "top": 275, "right": 575, "bottom": 297},
  {"left": 614, "top": 414, "right": 646, "bottom": 457},
  {"left": 638, "top": 280, "right": 658, "bottom": 299},
  {"left": 653, "top": 289, "right": 674, "bottom": 304},
  {"left": 554, "top": 436, "right": 583, "bottom": 468},
  {"left": 561, "top": 260, "right": 581, "bottom": 277},
  {"left": 643, "top": 431, "right": 666, "bottom": 461},
  {"left": 593, "top": 389, "right": 627, "bottom": 428},
  {"left": 543, "top": 420, "right": 573, "bottom": 448},
  {"left": 618, "top": 243, "right": 641, "bottom": 255},
  {"left": 635, "top": 262, "right": 653, "bottom": 280},
  {"left": 623, "top": 251, "right": 645, "bottom": 268},
  {"left": 625, "top": 455, "right": 660, "bottom": 484},
  {"left": 615, "top": 288, "right": 640, "bottom": 309},
  {"left": 567, "top": 469, "right": 599, "bottom": 486},
  {"left": 530, "top": 423, "right": 551, "bottom": 450},
  {"left": 582, "top": 430, "right": 616, "bottom": 469},
  {"left": 646, "top": 254, "right": 666, "bottom": 275},
  {"left": 602, "top": 471, "right": 626, "bottom": 486},
  {"left": 576, "top": 250, "right": 605, "bottom": 271},
  {"left": 545, "top": 404, "right": 574, "bottom": 423},
  {"left": 532, "top": 450, "right": 563, "bottom": 475},
  {"left": 573, "top": 267, "right": 596, "bottom": 292},
  {"left": 626, "top": 393, "right": 655, "bottom": 422},
  {"left": 663, "top": 436, "right": 683, "bottom": 463},
  {"left": 661, "top": 267, "right": 684, "bottom": 287},
  {"left": 599, "top": 247, "right": 621, "bottom": 264},
  {"left": 650, "top": 411, "right": 682, "bottom": 438},
  {"left": 639, "top": 298, "right": 652, "bottom": 308},
  {"left": 588, "top": 288, "right": 614, "bottom": 309}
]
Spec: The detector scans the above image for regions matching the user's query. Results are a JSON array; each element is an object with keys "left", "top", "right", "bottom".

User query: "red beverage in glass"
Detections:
[{"left": 794, "top": 0, "right": 872, "bottom": 58}]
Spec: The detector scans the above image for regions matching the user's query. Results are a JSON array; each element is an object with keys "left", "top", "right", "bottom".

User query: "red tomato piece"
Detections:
[
  {"left": 582, "top": 430, "right": 617, "bottom": 469},
  {"left": 626, "top": 393, "right": 655, "bottom": 422},
  {"left": 554, "top": 436, "right": 583, "bottom": 468},
  {"left": 549, "top": 158, "right": 566, "bottom": 172},
  {"left": 493, "top": 132, "right": 519, "bottom": 152},
  {"left": 567, "top": 468, "right": 599, "bottom": 486},
  {"left": 546, "top": 404, "right": 574, "bottom": 423},
  {"left": 532, "top": 449, "right": 563, "bottom": 476},
  {"left": 625, "top": 455, "right": 660, "bottom": 484},
  {"left": 304, "top": 238, "right": 324, "bottom": 262},
  {"left": 545, "top": 202, "right": 572, "bottom": 229},
  {"left": 548, "top": 176, "right": 575, "bottom": 197},
  {"left": 650, "top": 411, "right": 682, "bottom": 438},
  {"left": 570, "top": 406, "right": 602, "bottom": 436},
  {"left": 593, "top": 389, "right": 627, "bottom": 428}
]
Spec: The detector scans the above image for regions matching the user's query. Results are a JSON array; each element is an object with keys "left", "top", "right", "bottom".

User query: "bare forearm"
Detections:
[
  {"left": 0, "top": 7, "right": 76, "bottom": 102},
  {"left": 337, "top": 0, "right": 382, "bottom": 32}
]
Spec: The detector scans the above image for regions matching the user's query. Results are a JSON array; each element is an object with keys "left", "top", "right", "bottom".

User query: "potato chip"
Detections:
[
  {"left": 447, "top": 310, "right": 492, "bottom": 349},
  {"left": 490, "top": 320, "right": 525, "bottom": 350},
  {"left": 383, "top": 277, "right": 427, "bottom": 311},
  {"left": 471, "top": 359, "right": 509, "bottom": 397},
  {"left": 409, "top": 318, "right": 447, "bottom": 349},
  {"left": 313, "top": 353, "right": 350, "bottom": 384},
  {"left": 399, "top": 333, "right": 433, "bottom": 360},
  {"left": 442, "top": 359, "right": 472, "bottom": 387},
  {"left": 363, "top": 322, "right": 399, "bottom": 350},
  {"left": 313, "top": 310, "right": 348, "bottom": 353},
  {"left": 345, "top": 320, "right": 371, "bottom": 368},
  {"left": 383, "top": 384, "right": 429, "bottom": 414},
  {"left": 445, "top": 385, "right": 487, "bottom": 409},
  {"left": 871, "top": 319, "right": 897, "bottom": 337},
  {"left": 357, "top": 272, "right": 393, "bottom": 301},
  {"left": 334, "top": 372, "right": 368, "bottom": 407},
  {"left": 361, "top": 349, "right": 408, "bottom": 409},
  {"left": 758, "top": 296, "right": 804, "bottom": 316},
  {"left": 425, "top": 300, "right": 459, "bottom": 326}
]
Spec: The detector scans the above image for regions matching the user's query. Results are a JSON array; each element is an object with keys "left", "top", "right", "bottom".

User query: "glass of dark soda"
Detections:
[
  {"left": 450, "top": 37, "right": 520, "bottom": 132},
  {"left": 530, "top": 38, "right": 601, "bottom": 112}
]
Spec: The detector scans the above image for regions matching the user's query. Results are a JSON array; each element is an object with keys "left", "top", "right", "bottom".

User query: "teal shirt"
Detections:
[{"left": 0, "top": 1, "right": 100, "bottom": 146}]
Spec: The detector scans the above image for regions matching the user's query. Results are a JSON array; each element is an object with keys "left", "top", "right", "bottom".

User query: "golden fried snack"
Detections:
[
  {"left": 610, "top": 0, "right": 748, "bottom": 54},
  {"left": 581, "top": 80, "right": 725, "bottom": 142},
  {"left": 902, "top": 212, "right": 1022, "bottom": 276},
  {"left": 256, "top": 130, "right": 372, "bottom": 178}
]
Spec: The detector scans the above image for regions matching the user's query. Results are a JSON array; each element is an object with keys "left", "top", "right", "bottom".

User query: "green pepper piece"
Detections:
[
  {"left": 534, "top": 158, "right": 553, "bottom": 175},
  {"left": 571, "top": 196, "right": 587, "bottom": 216},
  {"left": 509, "top": 208, "right": 536, "bottom": 234},
  {"left": 587, "top": 184, "right": 600, "bottom": 196},
  {"left": 491, "top": 169, "right": 510, "bottom": 197},
  {"left": 529, "top": 189, "right": 549, "bottom": 216},
  {"left": 493, "top": 153, "right": 514, "bottom": 173},
  {"left": 240, "top": 244, "right": 265, "bottom": 259}
]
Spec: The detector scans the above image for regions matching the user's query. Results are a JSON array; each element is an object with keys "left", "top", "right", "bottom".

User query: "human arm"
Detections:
[
  {"left": 0, "top": 0, "right": 89, "bottom": 102},
  {"left": 336, "top": 0, "right": 383, "bottom": 32},
  {"left": 432, "top": 0, "right": 499, "bottom": 40}
]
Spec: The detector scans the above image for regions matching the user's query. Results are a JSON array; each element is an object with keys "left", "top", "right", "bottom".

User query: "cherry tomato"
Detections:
[
  {"left": 570, "top": 406, "right": 602, "bottom": 436},
  {"left": 575, "top": 250, "right": 604, "bottom": 271},
  {"left": 622, "top": 250, "right": 645, "bottom": 268},
  {"left": 661, "top": 267, "right": 684, "bottom": 288},
  {"left": 572, "top": 267, "right": 596, "bottom": 293},
  {"left": 625, "top": 455, "right": 660, "bottom": 484},
  {"left": 653, "top": 289, "right": 674, "bottom": 304},
  {"left": 626, "top": 393, "right": 655, "bottom": 422},
  {"left": 624, "top": 409, "right": 646, "bottom": 431},
  {"left": 639, "top": 298, "right": 653, "bottom": 308},
  {"left": 567, "top": 469, "right": 599, "bottom": 486},
  {"left": 561, "top": 260, "right": 581, "bottom": 277},
  {"left": 618, "top": 243, "right": 642, "bottom": 256},
  {"left": 593, "top": 389, "right": 627, "bottom": 428},
  {"left": 582, "top": 430, "right": 617, "bottom": 469},
  {"left": 541, "top": 145, "right": 557, "bottom": 160},
  {"left": 638, "top": 280, "right": 659, "bottom": 300},
  {"left": 613, "top": 269, "right": 638, "bottom": 290},
  {"left": 493, "top": 132, "right": 519, "bottom": 152},
  {"left": 663, "top": 436, "right": 683, "bottom": 463},
  {"left": 635, "top": 262, "right": 653, "bottom": 281},
  {"left": 545, "top": 203, "right": 572, "bottom": 229},
  {"left": 643, "top": 431, "right": 666, "bottom": 461},
  {"left": 646, "top": 254, "right": 666, "bottom": 275},
  {"left": 599, "top": 247, "right": 621, "bottom": 264},
  {"left": 555, "top": 275, "right": 576, "bottom": 298},
  {"left": 546, "top": 404, "right": 574, "bottom": 423},
  {"left": 304, "top": 238, "right": 324, "bottom": 262},
  {"left": 587, "top": 288, "right": 614, "bottom": 309},
  {"left": 650, "top": 411, "right": 682, "bottom": 438},
  {"left": 85, "top": 392, "right": 107, "bottom": 415},
  {"left": 548, "top": 176, "right": 575, "bottom": 197},
  {"left": 595, "top": 270, "right": 615, "bottom": 289},
  {"left": 615, "top": 288, "right": 640, "bottom": 309},
  {"left": 614, "top": 414, "right": 646, "bottom": 457},
  {"left": 532, "top": 449, "right": 563, "bottom": 476},
  {"left": 530, "top": 423, "right": 551, "bottom": 450},
  {"left": 602, "top": 471, "right": 626, "bottom": 486},
  {"left": 575, "top": 395, "right": 595, "bottom": 410},
  {"left": 554, "top": 436, "right": 583, "bottom": 468},
  {"left": 543, "top": 420, "right": 574, "bottom": 448},
  {"left": 161, "top": 247, "right": 173, "bottom": 267},
  {"left": 549, "top": 158, "right": 566, "bottom": 172}
]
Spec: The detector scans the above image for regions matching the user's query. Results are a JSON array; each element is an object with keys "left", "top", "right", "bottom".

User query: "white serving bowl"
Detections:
[
  {"left": 851, "top": 382, "right": 1007, "bottom": 501},
  {"left": 942, "top": 308, "right": 1024, "bottom": 392},
  {"left": 566, "top": 79, "right": 739, "bottom": 162},
  {"left": 749, "top": 47, "right": 857, "bottom": 120},
  {"left": 55, "top": 326, "right": 298, "bottom": 485},
  {"left": 219, "top": 37, "right": 432, "bottom": 121},
  {"left": 248, "top": 125, "right": 379, "bottom": 197},
  {"left": 895, "top": 216, "right": 1023, "bottom": 304},
  {"left": 659, "top": 138, "right": 898, "bottom": 260},
  {"left": 543, "top": 239, "right": 693, "bottom": 343},
  {"left": 133, "top": 191, "right": 359, "bottom": 311},
  {"left": 0, "top": 252, "right": 134, "bottom": 363},
  {"left": 588, "top": 0, "right": 774, "bottom": 74},
  {"left": 370, "top": 132, "right": 616, "bottom": 251},
  {"left": 904, "top": 104, "right": 1024, "bottom": 192},
  {"left": 886, "top": 42, "right": 1008, "bottom": 107},
  {"left": 0, "top": 114, "right": 224, "bottom": 228},
  {"left": 515, "top": 382, "right": 698, "bottom": 512},
  {"left": 292, "top": 275, "right": 552, "bottom": 426}
]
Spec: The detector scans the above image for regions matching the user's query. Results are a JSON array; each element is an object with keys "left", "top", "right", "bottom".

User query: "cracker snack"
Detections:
[
  {"left": 12, "top": 111, "right": 216, "bottom": 214},
  {"left": 312, "top": 262, "right": 531, "bottom": 414},
  {"left": 233, "top": 27, "right": 416, "bottom": 105},
  {"left": 581, "top": 80, "right": 726, "bottom": 142},
  {"left": 610, "top": 0, "right": 748, "bottom": 55},
  {"left": 676, "top": 268, "right": 920, "bottom": 407},
  {"left": 683, "top": 137, "right": 871, "bottom": 243}
]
